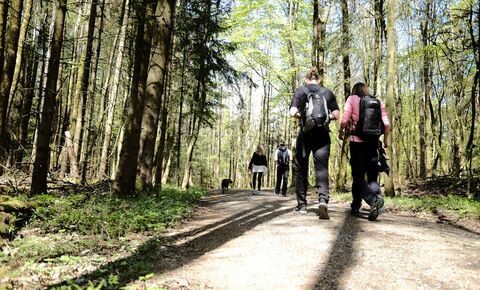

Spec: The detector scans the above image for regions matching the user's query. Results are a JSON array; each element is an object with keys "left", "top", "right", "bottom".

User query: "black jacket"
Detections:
[{"left": 248, "top": 152, "right": 268, "bottom": 170}]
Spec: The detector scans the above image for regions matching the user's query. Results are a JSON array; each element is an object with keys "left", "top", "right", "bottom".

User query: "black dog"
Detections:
[{"left": 221, "top": 178, "right": 233, "bottom": 194}]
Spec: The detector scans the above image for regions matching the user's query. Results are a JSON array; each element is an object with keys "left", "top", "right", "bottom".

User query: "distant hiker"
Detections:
[
  {"left": 221, "top": 178, "right": 233, "bottom": 194},
  {"left": 274, "top": 142, "right": 292, "bottom": 197},
  {"left": 290, "top": 67, "right": 340, "bottom": 218},
  {"left": 248, "top": 145, "right": 268, "bottom": 195},
  {"left": 339, "top": 82, "right": 390, "bottom": 221}
]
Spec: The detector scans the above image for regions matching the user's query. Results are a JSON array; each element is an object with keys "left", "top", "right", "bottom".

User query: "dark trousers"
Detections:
[
  {"left": 295, "top": 128, "right": 331, "bottom": 206},
  {"left": 275, "top": 165, "right": 289, "bottom": 194},
  {"left": 349, "top": 141, "right": 380, "bottom": 210},
  {"left": 252, "top": 172, "right": 263, "bottom": 190}
]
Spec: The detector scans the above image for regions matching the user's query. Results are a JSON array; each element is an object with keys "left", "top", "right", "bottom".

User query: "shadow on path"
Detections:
[
  {"left": 49, "top": 194, "right": 292, "bottom": 289},
  {"left": 312, "top": 214, "right": 362, "bottom": 290}
]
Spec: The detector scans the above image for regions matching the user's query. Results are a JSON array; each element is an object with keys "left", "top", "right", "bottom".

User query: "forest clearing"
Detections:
[{"left": 0, "top": 0, "right": 479, "bottom": 289}]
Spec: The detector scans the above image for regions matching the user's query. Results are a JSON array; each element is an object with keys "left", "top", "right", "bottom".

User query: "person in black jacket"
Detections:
[
  {"left": 290, "top": 67, "right": 340, "bottom": 218},
  {"left": 248, "top": 145, "right": 268, "bottom": 195}
]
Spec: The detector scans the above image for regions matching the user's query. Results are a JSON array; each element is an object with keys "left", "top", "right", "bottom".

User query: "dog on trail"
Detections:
[{"left": 221, "top": 178, "right": 233, "bottom": 194}]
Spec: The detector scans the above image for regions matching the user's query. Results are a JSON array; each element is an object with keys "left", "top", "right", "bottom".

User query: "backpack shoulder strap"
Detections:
[{"left": 301, "top": 86, "right": 310, "bottom": 98}]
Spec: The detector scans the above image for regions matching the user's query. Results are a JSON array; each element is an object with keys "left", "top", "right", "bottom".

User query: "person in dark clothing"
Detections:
[
  {"left": 248, "top": 145, "right": 268, "bottom": 195},
  {"left": 290, "top": 67, "right": 340, "bottom": 218},
  {"left": 339, "top": 82, "right": 390, "bottom": 221},
  {"left": 274, "top": 142, "right": 292, "bottom": 196}
]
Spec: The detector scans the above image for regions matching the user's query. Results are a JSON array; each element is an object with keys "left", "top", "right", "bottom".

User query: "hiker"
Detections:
[
  {"left": 248, "top": 145, "right": 268, "bottom": 195},
  {"left": 274, "top": 142, "right": 292, "bottom": 196},
  {"left": 338, "top": 82, "right": 390, "bottom": 221},
  {"left": 289, "top": 67, "right": 340, "bottom": 218}
]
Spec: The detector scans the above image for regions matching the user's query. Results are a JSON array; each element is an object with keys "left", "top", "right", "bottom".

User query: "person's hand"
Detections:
[
  {"left": 383, "top": 139, "right": 389, "bottom": 148},
  {"left": 338, "top": 130, "right": 344, "bottom": 140}
]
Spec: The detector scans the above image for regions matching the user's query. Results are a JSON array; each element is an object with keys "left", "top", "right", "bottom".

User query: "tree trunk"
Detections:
[
  {"left": 98, "top": 0, "right": 129, "bottom": 178},
  {"left": 0, "top": 0, "right": 24, "bottom": 174},
  {"left": 138, "top": 0, "right": 176, "bottom": 189},
  {"left": 7, "top": 0, "right": 33, "bottom": 158},
  {"left": 373, "top": 0, "right": 385, "bottom": 96},
  {"left": 114, "top": 0, "right": 157, "bottom": 195},
  {"left": 384, "top": 0, "right": 396, "bottom": 197},
  {"left": 31, "top": 0, "right": 67, "bottom": 194},
  {"left": 418, "top": 0, "right": 432, "bottom": 179},
  {"left": 336, "top": 0, "right": 351, "bottom": 191},
  {"left": 312, "top": 0, "right": 329, "bottom": 83}
]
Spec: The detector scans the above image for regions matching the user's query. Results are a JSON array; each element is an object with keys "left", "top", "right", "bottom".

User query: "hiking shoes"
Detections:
[
  {"left": 318, "top": 199, "right": 330, "bottom": 220},
  {"left": 293, "top": 205, "right": 307, "bottom": 214},
  {"left": 368, "top": 197, "right": 385, "bottom": 221},
  {"left": 351, "top": 208, "right": 360, "bottom": 217}
]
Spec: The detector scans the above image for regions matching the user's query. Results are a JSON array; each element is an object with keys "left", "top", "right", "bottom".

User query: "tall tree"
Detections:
[
  {"left": 336, "top": 0, "right": 351, "bottom": 191},
  {"left": 0, "top": 0, "right": 24, "bottom": 174},
  {"left": 384, "top": 0, "right": 396, "bottom": 196},
  {"left": 312, "top": 0, "right": 329, "bottom": 82},
  {"left": 98, "top": 0, "right": 130, "bottom": 178},
  {"left": 114, "top": 0, "right": 157, "bottom": 194},
  {"left": 373, "top": 0, "right": 385, "bottom": 95},
  {"left": 138, "top": 0, "right": 177, "bottom": 189},
  {"left": 418, "top": 0, "right": 432, "bottom": 179},
  {"left": 31, "top": 0, "right": 67, "bottom": 194}
]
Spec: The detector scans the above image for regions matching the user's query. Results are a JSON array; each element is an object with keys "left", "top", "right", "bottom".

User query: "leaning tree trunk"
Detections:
[
  {"left": 138, "top": 0, "right": 176, "bottom": 189},
  {"left": 0, "top": 0, "right": 24, "bottom": 175},
  {"left": 384, "top": 0, "right": 396, "bottom": 197},
  {"left": 114, "top": 0, "right": 157, "bottom": 195},
  {"left": 31, "top": 0, "right": 67, "bottom": 194}
]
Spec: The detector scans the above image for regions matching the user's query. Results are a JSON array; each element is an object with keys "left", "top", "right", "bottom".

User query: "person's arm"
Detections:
[
  {"left": 248, "top": 153, "right": 254, "bottom": 170},
  {"left": 338, "top": 97, "right": 353, "bottom": 140},
  {"left": 290, "top": 107, "right": 301, "bottom": 119},
  {"left": 381, "top": 102, "right": 391, "bottom": 148},
  {"left": 290, "top": 88, "right": 303, "bottom": 119}
]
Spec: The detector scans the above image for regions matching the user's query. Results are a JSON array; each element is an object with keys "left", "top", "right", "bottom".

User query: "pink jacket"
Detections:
[{"left": 340, "top": 95, "right": 390, "bottom": 142}]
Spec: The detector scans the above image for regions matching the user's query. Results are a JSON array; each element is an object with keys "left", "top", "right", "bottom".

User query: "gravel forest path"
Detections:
[{"left": 136, "top": 189, "right": 480, "bottom": 290}]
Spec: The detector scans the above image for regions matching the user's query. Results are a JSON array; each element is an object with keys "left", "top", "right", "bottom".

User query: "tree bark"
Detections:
[
  {"left": 384, "top": 0, "right": 396, "bottom": 197},
  {"left": 31, "top": 0, "right": 67, "bottom": 194},
  {"left": 114, "top": 0, "right": 157, "bottom": 195},
  {"left": 98, "top": 0, "right": 129, "bottom": 178},
  {"left": 0, "top": 0, "right": 24, "bottom": 174},
  {"left": 418, "top": 0, "right": 432, "bottom": 179},
  {"left": 138, "top": 0, "right": 176, "bottom": 189}
]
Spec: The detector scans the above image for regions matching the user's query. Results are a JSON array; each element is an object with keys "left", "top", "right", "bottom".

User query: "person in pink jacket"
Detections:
[{"left": 338, "top": 82, "right": 390, "bottom": 221}]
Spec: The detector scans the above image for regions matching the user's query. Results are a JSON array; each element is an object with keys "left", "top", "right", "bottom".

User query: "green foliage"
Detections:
[
  {"left": 31, "top": 187, "right": 207, "bottom": 238},
  {"left": 332, "top": 192, "right": 480, "bottom": 219}
]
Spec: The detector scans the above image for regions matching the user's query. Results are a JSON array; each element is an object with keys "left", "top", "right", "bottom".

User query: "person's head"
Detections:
[
  {"left": 305, "top": 66, "right": 322, "bottom": 84},
  {"left": 279, "top": 142, "right": 285, "bottom": 147},
  {"left": 351, "top": 82, "right": 369, "bottom": 96},
  {"left": 256, "top": 144, "right": 265, "bottom": 155}
]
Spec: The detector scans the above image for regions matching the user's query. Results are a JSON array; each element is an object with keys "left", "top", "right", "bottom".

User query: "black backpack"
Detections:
[
  {"left": 301, "top": 87, "right": 329, "bottom": 132},
  {"left": 277, "top": 149, "right": 289, "bottom": 165},
  {"left": 353, "top": 95, "right": 385, "bottom": 141}
]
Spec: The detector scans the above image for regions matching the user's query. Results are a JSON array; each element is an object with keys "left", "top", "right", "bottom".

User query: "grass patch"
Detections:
[
  {"left": 30, "top": 186, "right": 206, "bottom": 238},
  {"left": 332, "top": 192, "right": 480, "bottom": 219},
  {"left": 1, "top": 186, "right": 207, "bottom": 288}
]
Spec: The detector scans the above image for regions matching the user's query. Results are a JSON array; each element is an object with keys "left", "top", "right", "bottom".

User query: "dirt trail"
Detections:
[{"left": 136, "top": 190, "right": 480, "bottom": 290}]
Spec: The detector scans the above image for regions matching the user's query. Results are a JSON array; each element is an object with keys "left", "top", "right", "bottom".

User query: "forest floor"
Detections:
[{"left": 2, "top": 185, "right": 480, "bottom": 289}]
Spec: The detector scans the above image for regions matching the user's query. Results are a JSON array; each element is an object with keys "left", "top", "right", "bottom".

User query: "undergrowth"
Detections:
[
  {"left": 332, "top": 192, "right": 480, "bottom": 219},
  {"left": 30, "top": 186, "right": 206, "bottom": 237}
]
